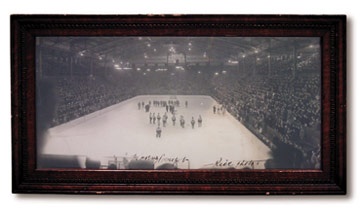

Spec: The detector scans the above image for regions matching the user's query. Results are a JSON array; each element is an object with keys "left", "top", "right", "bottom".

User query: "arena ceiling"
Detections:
[{"left": 39, "top": 37, "right": 320, "bottom": 65}]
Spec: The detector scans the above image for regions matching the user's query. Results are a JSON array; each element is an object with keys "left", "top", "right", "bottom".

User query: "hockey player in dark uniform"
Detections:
[
  {"left": 152, "top": 113, "right": 156, "bottom": 124},
  {"left": 198, "top": 115, "right": 202, "bottom": 127},
  {"left": 180, "top": 115, "right": 185, "bottom": 128},
  {"left": 213, "top": 105, "right": 216, "bottom": 114},
  {"left": 191, "top": 117, "right": 195, "bottom": 129},
  {"left": 145, "top": 103, "right": 150, "bottom": 112},
  {"left": 185, "top": 101, "right": 188, "bottom": 108},
  {"left": 138, "top": 102, "right": 141, "bottom": 110},
  {"left": 172, "top": 114, "right": 176, "bottom": 126},
  {"left": 149, "top": 112, "right": 152, "bottom": 124},
  {"left": 141, "top": 101, "right": 145, "bottom": 108},
  {"left": 156, "top": 126, "right": 162, "bottom": 138},
  {"left": 169, "top": 105, "right": 174, "bottom": 114},
  {"left": 162, "top": 113, "right": 167, "bottom": 127},
  {"left": 157, "top": 113, "right": 161, "bottom": 124}
]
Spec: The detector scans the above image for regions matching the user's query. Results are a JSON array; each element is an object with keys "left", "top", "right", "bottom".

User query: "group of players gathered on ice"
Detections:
[{"left": 137, "top": 99, "right": 208, "bottom": 138}]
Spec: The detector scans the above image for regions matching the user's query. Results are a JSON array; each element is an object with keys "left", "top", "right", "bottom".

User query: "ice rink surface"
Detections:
[{"left": 43, "top": 95, "right": 271, "bottom": 169}]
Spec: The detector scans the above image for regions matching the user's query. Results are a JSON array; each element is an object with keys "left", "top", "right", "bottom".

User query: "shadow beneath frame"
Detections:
[{"left": 15, "top": 193, "right": 350, "bottom": 202}]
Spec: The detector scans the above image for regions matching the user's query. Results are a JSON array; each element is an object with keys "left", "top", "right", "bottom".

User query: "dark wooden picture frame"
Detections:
[{"left": 11, "top": 15, "right": 346, "bottom": 194}]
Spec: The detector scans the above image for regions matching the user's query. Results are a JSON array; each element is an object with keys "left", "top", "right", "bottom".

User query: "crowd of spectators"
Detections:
[
  {"left": 211, "top": 61, "right": 321, "bottom": 168},
  {"left": 52, "top": 75, "right": 133, "bottom": 125}
]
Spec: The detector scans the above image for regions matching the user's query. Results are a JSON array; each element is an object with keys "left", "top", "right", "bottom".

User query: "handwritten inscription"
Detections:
[
  {"left": 131, "top": 154, "right": 189, "bottom": 164},
  {"left": 112, "top": 154, "right": 266, "bottom": 169},
  {"left": 212, "top": 157, "right": 266, "bottom": 169}
]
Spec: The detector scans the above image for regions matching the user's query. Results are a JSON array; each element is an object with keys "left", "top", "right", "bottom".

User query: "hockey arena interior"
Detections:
[{"left": 36, "top": 37, "right": 321, "bottom": 170}]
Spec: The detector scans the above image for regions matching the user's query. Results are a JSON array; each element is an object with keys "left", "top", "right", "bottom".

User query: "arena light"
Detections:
[
  {"left": 222, "top": 70, "right": 227, "bottom": 74},
  {"left": 175, "top": 66, "right": 185, "bottom": 71},
  {"left": 228, "top": 59, "right": 238, "bottom": 64},
  {"left": 169, "top": 47, "right": 176, "bottom": 53},
  {"left": 198, "top": 71, "right": 201, "bottom": 74},
  {"left": 78, "top": 51, "right": 85, "bottom": 56},
  {"left": 114, "top": 63, "right": 121, "bottom": 70},
  {"left": 242, "top": 54, "right": 246, "bottom": 58},
  {"left": 155, "top": 68, "right": 168, "bottom": 72},
  {"left": 146, "top": 68, "right": 151, "bottom": 72},
  {"left": 153, "top": 48, "right": 157, "bottom": 52},
  {"left": 188, "top": 48, "right": 191, "bottom": 51},
  {"left": 214, "top": 72, "right": 219, "bottom": 76},
  {"left": 203, "top": 52, "right": 207, "bottom": 57},
  {"left": 137, "top": 67, "right": 141, "bottom": 71},
  {"left": 147, "top": 43, "right": 151, "bottom": 47}
]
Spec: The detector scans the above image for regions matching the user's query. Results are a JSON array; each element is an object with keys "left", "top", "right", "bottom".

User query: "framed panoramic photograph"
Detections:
[{"left": 11, "top": 15, "right": 346, "bottom": 194}]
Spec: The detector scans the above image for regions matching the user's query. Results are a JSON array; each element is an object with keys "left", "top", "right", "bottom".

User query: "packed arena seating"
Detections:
[
  {"left": 52, "top": 75, "right": 133, "bottom": 125},
  {"left": 212, "top": 73, "right": 320, "bottom": 167},
  {"left": 44, "top": 53, "right": 321, "bottom": 168}
]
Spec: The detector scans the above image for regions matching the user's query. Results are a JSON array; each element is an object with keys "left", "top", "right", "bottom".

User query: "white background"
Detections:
[{"left": 0, "top": 0, "right": 357, "bottom": 208}]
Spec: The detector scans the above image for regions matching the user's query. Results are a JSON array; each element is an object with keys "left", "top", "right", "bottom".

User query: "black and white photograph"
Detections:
[{"left": 36, "top": 36, "right": 321, "bottom": 170}]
